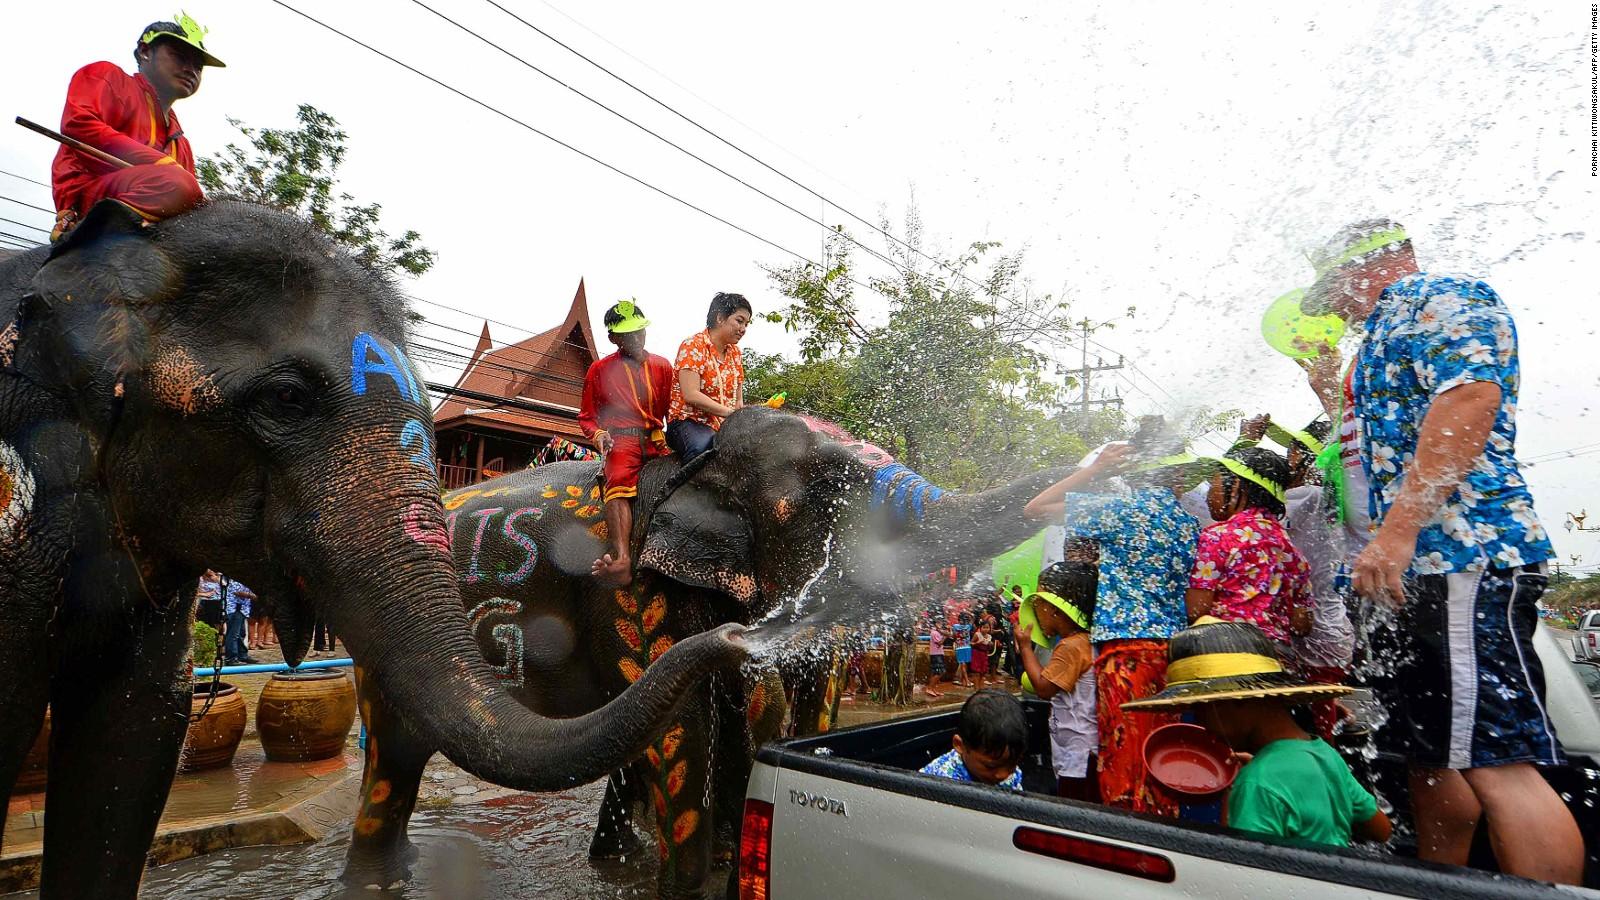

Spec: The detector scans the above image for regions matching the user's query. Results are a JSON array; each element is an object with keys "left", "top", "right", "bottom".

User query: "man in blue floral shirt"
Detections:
[{"left": 1300, "top": 219, "right": 1579, "bottom": 885}]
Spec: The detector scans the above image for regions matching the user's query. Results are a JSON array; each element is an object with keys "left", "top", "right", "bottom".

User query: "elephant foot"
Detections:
[
  {"left": 340, "top": 838, "right": 419, "bottom": 892},
  {"left": 587, "top": 819, "right": 644, "bottom": 861}
]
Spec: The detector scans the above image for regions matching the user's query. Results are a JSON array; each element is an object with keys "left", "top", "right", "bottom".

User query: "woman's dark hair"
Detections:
[
  {"left": 1302, "top": 419, "right": 1332, "bottom": 446},
  {"left": 957, "top": 689, "right": 1028, "bottom": 761},
  {"left": 1037, "top": 561, "right": 1097, "bottom": 619},
  {"left": 1222, "top": 446, "right": 1289, "bottom": 516},
  {"left": 706, "top": 292, "right": 752, "bottom": 329}
]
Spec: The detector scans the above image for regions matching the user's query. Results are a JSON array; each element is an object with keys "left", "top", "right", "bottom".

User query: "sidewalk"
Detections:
[{"left": 1, "top": 640, "right": 363, "bottom": 895}]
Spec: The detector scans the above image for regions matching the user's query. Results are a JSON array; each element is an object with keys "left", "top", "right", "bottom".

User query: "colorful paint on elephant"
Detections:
[
  {"left": 610, "top": 579, "right": 702, "bottom": 868},
  {"left": 439, "top": 505, "right": 544, "bottom": 585},
  {"left": 146, "top": 346, "right": 222, "bottom": 415},
  {"left": 467, "top": 598, "right": 525, "bottom": 687},
  {"left": 869, "top": 463, "right": 945, "bottom": 522},
  {"left": 0, "top": 439, "right": 35, "bottom": 542}
]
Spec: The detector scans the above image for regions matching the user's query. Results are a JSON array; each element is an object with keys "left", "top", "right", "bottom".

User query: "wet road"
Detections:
[{"left": 15, "top": 782, "right": 706, "bottom": 900}]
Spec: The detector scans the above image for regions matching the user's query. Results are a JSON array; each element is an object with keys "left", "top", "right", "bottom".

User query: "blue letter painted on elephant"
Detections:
[
  {"left": 499, "top": 507, "right": 542, "bottom": 584},
  {"left": 399, "top": 418, "right": 433, "bottom": 470},
  {"left": 350, "top": 332, "right": 421, "bottom": 404}
]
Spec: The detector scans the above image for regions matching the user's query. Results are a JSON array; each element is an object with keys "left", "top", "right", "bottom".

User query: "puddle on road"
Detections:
[{"left": 14, "top": 784, "right": 686, "bottom": 900}]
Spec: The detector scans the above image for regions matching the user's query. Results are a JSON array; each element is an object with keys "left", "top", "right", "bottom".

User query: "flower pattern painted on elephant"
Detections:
[{"left": 0, "top": 439, "right": 35, "bottom": 542}]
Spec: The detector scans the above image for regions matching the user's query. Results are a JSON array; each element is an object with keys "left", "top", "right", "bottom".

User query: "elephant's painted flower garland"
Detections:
[{"left": 613, "top": 581, "right": 701, "bottom": 865}]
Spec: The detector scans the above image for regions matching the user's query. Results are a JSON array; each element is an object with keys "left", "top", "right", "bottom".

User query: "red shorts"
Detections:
[
  {"left": 602, "top": 433, "right": 665, "bottom": 503},
  {"left": 64, "top": 163, "right": 202, "bottom": 225}
]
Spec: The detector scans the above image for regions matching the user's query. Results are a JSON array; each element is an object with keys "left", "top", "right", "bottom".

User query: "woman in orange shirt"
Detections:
[{"left": 666, "top": 292, "right": 753, "bottom": 461}]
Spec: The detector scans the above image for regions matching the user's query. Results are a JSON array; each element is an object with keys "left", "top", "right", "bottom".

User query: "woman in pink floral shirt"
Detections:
[{"left": 1186, "top": 448, "right": 1312, "bottom": 650}]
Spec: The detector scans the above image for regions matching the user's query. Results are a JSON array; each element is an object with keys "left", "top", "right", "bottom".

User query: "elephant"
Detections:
[
  {"left": 409, "top": 406, "right": 1068, "bottom": 897},
  {"left": 0, "top": 200, "right": 745, "bottom": 899}
]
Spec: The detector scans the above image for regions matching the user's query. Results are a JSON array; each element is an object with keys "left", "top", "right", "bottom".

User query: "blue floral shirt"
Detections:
[
  {"left": 918, "top": 748, "right": 1024, "bottom": 791},
  {"left": 1063, "top": 489, "right": 1198, "bottom": 643},
  {"left": 1352, "top": 273, "right": 1553, "bottom": 574}
]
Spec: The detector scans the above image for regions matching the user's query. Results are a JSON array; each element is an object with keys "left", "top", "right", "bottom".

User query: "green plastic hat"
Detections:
[
  {"left": 1019, "top": 591, "right": 1089, "bottom": 648},
  {"left": 1261, "top": 288, "right": 1344, "bottom": 359},
  {"left": 606, "top": 299, "right": 650, "bottom": 334},
  {"left": 142, "top": 11, "right": 226, "bottom": 67}
]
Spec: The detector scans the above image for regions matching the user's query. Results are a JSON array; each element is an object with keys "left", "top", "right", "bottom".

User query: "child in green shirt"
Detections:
[{"left": 1124, "top": 618, "right": 1391, "bottom": 848}]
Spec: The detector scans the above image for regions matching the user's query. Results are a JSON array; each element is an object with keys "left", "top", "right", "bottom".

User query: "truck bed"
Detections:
[{"left": 744, "top": 699, "right": 1600, "bottom": 899}]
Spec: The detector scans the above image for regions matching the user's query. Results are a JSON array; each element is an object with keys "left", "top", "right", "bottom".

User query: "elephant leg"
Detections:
[
  {"left": 588, "top": 766, "right": 644, "bottom": 860},
  {"left": 642, "top": 694, "right": 718, "bottom": 900},
  {"left": 0, "top": 637, "right": 49, "bottom": 840},
  {"left": 342, "top": 671, "right": 432, "bottom": 890},
  {"left": 39, "top": 605, "right": 191, "bottom": 899}
]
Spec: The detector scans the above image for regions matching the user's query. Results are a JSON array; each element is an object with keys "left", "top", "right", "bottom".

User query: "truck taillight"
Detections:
[
  {"left": 739, "top": 798, "right": 774, "bottom": 900},
  {"left": 1588, "top": 632, "right": 1597, "bottom": 649},
  {"left": 1013, "top": 826, "right": 1175, "bottom": 882}
]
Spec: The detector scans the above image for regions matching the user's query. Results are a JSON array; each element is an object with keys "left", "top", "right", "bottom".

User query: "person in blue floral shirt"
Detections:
[
  {"left": 918, "top": 690, "right": 1026, "bottom": 791},
  {"left": 1024, "top": 426, "right": 1198, "bottom": 817},
  {"left": 1299, "top": 219, "right": 1580, "bottom": 885}
]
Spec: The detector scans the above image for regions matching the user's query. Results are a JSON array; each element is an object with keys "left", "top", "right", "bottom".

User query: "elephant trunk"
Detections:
[
  {"left": 884, "top": 464, "right": 1073, "bottom": 569},
  {"left": 302, "top": 415, "right": 745, "bottom": 792},
  {"left": 354, "top": 614, "right": 746, "bottom": 791}
]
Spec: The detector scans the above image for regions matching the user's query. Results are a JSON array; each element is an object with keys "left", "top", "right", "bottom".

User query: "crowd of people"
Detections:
[{"left": 918, "top": 219, "right": 1582, "bottom": 884}]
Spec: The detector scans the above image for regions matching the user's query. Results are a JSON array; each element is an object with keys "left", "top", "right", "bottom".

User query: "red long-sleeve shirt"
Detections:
[
  {"left": 52, "top": 62, "right": 196, "bottom": 215},
  {"left": 579, "top": 350, "right": 674, "bottom": 440}
]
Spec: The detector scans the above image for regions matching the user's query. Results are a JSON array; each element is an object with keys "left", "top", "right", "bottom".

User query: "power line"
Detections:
[
  {"left": 406, "top": 0, "right": 915, "bottom": 283},
  {"left": 0, "top": 168, "right": 49, "bottom": 189},
  {"left": 266, "top": 0, "right": 858, "bottom": 281},
  {"left": 0, "top": 230, "right": 42, "bottom": 248},
  {"left": 0, "top": 194, "right": 53, "bottom": 215},
  {"left": 479, "top": 0, "right": 1014, "bottom": 300},
  {"left": 0, "top": 215, "right": 49, "bottom": 236}
]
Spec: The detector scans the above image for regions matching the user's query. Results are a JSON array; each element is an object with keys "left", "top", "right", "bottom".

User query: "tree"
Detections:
[
  {"left": 196, "top": 105, "right": 436, "bottom": 276},
  {"left": 756, "top": 205, "right": 1128, "bottom": 490}
]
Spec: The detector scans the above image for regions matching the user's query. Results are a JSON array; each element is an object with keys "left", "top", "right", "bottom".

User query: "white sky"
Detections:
[{"left": 4, "top": 1, "right": 1599, "bottom": 567}]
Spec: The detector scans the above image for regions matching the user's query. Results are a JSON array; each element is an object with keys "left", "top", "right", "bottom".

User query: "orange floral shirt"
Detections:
[{"left": 667, "top": 330, "right": 744, "bottom": 429}]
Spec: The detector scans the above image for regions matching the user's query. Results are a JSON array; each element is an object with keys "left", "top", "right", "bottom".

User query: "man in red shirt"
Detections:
[
  {"left": 580, "top": 300, "right": 674, "bottom": 586},
  {"left": 51, "top": 15, "right": 224, "bottom": 239}
]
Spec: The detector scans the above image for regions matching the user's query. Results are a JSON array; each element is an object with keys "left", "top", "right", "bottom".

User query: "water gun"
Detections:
[{"left": 765, "top": 392, "right": 788, "bottom": 409}]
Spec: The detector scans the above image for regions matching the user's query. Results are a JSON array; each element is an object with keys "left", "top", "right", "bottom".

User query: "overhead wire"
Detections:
[
  {"left": 404, "top": 0, "right": 918, "bottom": 282},
  {"left": 0, "top": 168, "right": 50, "bottom": 189},
  {"left": 0, "top": 194, "right": 54, "bottom": 215},
  {"left": 0, "top": 215, "right": 49, "bottom": 236}
]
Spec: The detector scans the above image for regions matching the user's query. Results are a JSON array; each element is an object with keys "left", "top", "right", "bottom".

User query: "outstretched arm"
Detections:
[{"left": 1024, "top": 443, "right": 1134, "bottom": 521}]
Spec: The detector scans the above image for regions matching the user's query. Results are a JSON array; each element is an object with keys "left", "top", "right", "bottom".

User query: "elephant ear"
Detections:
[
  {"left": 637, "top": 472, "right": 758, "bottom": 604},
  {"left": 18, "top": 200, "right": 178, "bottom": 414}
]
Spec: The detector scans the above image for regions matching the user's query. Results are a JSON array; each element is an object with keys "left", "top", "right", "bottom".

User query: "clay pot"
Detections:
[
  {"left": 13, "top": 710, "right": 49, "bottom": 794},
  {"left": 257, "top": 669, "right": 357, "bottom": 762},
  {"left": 180, "top": 682, "right": 248, "bottom": 772}
]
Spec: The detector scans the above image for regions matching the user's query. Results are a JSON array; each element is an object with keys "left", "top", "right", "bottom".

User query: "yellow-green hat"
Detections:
[
  {"left": 1018, "top": 590, "right": 1089, "bottom": 648},
  {"left": 605, "top": 299, "right": 649, "bottom": 334},
  {"left": 141, "top": 11, "right": 226, "bottom": 68}
]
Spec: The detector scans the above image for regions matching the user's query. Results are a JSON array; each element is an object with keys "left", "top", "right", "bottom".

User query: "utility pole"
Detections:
[{"left": 1075, "top": 319, "right": 1125, "bottom": 422}]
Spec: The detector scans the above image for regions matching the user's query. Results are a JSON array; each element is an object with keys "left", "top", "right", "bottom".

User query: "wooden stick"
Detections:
[{"left": 15, "top": 116, "right": 132, "bottom": 170}]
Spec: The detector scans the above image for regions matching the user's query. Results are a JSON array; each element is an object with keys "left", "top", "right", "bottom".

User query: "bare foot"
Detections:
[{"left": 591, "top": 553, "right": 633, "bottom": 586}]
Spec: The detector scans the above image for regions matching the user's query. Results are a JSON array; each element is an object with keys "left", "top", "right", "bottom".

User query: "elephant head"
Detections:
[
  {"left": 11, "top": 200, "right": 744, "bottom": 790},
  {"left": 636, "top": 405, "right": 1068, "bottom": 626}
]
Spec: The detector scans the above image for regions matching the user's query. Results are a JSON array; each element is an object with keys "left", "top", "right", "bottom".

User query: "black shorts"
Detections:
[
  {"left": 929, "top": 653, "right": 947, "bottom": 676},
  {"left": 1377, "top": 563, "right": 1564, "bottom": 769}
]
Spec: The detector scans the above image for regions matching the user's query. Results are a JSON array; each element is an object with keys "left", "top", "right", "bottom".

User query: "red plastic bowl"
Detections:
[{"left": 1143, "top": 723, "right": 1240, "bottom": 801}]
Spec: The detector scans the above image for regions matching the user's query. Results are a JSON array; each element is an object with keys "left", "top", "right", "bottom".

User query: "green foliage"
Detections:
[
  {"left": 196, "top": 104, "right": 436, "bottom": 276},
  {"left": 756, "top": 205, "right": 1137, "bottom": 490},
  {"left": 191, "top": 621, "right": 220, "bottom": 668},
  {"left": 1543, "top": 571, "right": 1600, "bottom": 621}
]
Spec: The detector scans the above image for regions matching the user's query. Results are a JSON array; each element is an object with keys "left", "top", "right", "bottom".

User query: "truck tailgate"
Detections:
[{"left": 752, "top": 752, "right": 1569, "bottom": 900}]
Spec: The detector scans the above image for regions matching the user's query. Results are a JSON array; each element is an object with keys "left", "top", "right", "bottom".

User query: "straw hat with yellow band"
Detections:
[
  {"left": 605, "top": 299, "right": 650, "bottom": 334},
  {"left": 141, "top": 12, "right": 226, "bottom": 67},
  {"left": 1121, "top": 618, "right": 1352, "bottom": 711}
]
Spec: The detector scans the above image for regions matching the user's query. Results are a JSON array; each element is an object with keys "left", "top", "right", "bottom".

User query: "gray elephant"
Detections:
[
  {"left": 0, "top": 200, "right": 744, "bottom": 899},
  {"left": 393, "top": 407, "right": 1066, "bottom": 896}
]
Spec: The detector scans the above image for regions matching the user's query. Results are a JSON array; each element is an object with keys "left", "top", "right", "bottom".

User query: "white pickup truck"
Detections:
[
  {"left": 1573, "top": 610, "right": 1600, "bottom": 662},
  {"left": 740, "top": 626, "right": 1600, "bottom": 898}
]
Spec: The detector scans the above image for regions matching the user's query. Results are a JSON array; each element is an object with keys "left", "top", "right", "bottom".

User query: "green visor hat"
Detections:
[
  {"left": 142, "top": 12, "right": 226, "bottom": 67},
  {"left": 1018, "top": 590, "right": 1090, "bottom": 648},
  {"left": 606, "top": 299, "right": 650, "bottom": 334},
  {"left": 1264, "top": 422, "right": 1325, "bottom": 456},
  {"left": 1300, "top": 223, "right": 1409, "bottom": 317}
]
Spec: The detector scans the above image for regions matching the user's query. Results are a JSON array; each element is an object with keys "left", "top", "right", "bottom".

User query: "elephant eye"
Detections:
[{"left": 255, "top": 376, "right": 317, "bottom": 417}]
